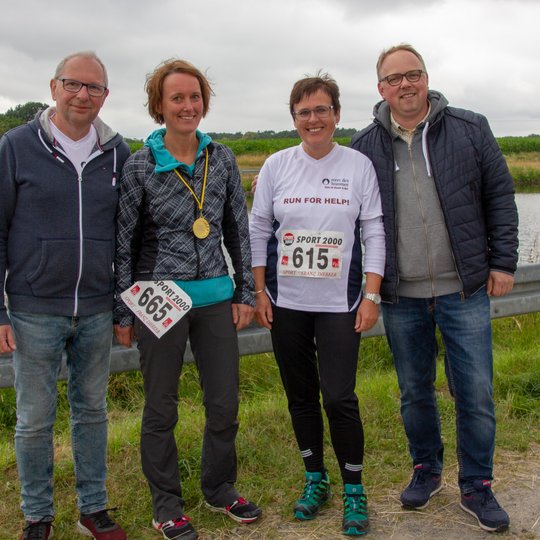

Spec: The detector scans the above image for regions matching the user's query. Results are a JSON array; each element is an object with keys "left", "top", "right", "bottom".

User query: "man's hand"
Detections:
[
  {"left": 487, "top": 270, "right": 514, "bottom": 297},
  {"left": 231, "top": 303, "right": 254, "bottom": 331},
  {"left": 0, "top": 324, "right": 16, "bottom": 353},
  {"left": 114, "top": 324, "right": 134, "bottom": 348}
]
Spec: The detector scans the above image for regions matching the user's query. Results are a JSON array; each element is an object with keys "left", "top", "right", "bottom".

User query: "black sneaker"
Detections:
[
  {"left": 460, "top": 479, "right": 510, "bottom": 532},
  {"left": 400, "top": 463, "right": 442, "bottom": 509},
  {"left": 77, "top": 509, "right": 126, "bottom": 539},
  {"left": 294, "top": 471, "right": 332, "bottom": 520},
  {"left": 206, "top": 497, "right": 262, "bottom": 524},
  {"left": 19, "top": 517, "right": 54, "bottom": 540},
  {"left": 152, "top": 516, "right": 199, "bottom": 540}
]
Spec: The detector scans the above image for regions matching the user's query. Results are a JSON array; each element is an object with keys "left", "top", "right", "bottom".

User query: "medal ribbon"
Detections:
[{"left": 173, "top": 148, "right": 209, "bottom": 214}]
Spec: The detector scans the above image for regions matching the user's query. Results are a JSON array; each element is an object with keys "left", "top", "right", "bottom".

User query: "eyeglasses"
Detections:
[
  {"left": 293, "top": 105, "right": 334, "bottom": 121},
  {"left": 378, "top": 69, "right": 425, "bottom": 86},
  {"left": 57, "top": 78, "right": 107, "bottom": 97}
]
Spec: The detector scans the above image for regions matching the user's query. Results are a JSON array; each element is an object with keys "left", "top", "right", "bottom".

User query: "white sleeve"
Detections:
[
  {"left": 249, "top": 159, "right": 275, "bottom": 267},
  {"left": 360, "top": 215, "right": 386, "bottom": 277},
  {"left": 249, "top": 213, "right": 273, "bottom": 267},
  {"left": 360, "top": 161, "right": 384, "bottom": 220}
]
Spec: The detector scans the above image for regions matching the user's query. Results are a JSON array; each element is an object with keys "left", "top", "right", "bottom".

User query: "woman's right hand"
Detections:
[
  {"left": 255, "top": 292, "right": 273, "bottom": 329},
  {"left": 114, "top": 324, "right": 134, "bottom": 348}
]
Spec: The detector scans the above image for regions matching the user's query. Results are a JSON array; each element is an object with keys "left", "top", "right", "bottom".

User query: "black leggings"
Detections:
[{"left": 271, "top": 305, "right": 365, "bottom": 485}]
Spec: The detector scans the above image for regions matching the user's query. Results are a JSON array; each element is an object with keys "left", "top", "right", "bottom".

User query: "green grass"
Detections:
[
  {"left": 127, "top": 135, "right": 540, "bottom": 157},
  {"left": 1, "top": 313, "right": 538, "bottom": 539},
  {"left": 498, "top": 136, "right": 540, "bottom": 154}
]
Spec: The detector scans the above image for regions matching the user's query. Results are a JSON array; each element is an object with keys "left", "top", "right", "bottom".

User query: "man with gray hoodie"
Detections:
[
  {"left": 351, "top": 44, "right": 518, "bottom": 533},
  {"left": 0, "top": 52, "right": 130, "bottom": 540}
]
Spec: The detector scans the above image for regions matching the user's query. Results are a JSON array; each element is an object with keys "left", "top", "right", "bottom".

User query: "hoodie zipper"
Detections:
[
  {"left": 72, "top": 147, "right": 108, "bottom": 316},
  {"left": 73, "top": 172, "right": 84, "bottom": 316},
  {"left": 420, "top": 125, "right": 464, "bottom": 297},
  {"left": 39, "top": 128, "right": 110, "bottom": 316}
]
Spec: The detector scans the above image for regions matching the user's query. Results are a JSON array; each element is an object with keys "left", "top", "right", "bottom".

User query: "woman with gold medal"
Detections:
[{"left": 113, "top": 59, "right": 260, "bottom": 540}]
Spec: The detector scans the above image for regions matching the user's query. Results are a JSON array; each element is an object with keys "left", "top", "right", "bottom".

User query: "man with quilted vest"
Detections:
[{"left": 351, "top": 43, "right": 518, "bottom": 533}]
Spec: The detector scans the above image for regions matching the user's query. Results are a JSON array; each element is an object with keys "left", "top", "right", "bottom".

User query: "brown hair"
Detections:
[
  {"left": 145, "top": 59, "right": 214, "bottom": 124},
  {"left": 376, "top": 43, "right": 427, "bottom": 80},
  {"left": 289, "top": 71, "right": 340, "bottom": 118}
]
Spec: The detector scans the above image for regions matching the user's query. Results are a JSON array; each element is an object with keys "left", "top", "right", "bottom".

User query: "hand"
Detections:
[
  {"left": 114, "top": 324, "right": 134, "bottom": 348},
  {"left": 486, "top": 270, "right": 514, "bottom": 297},
  {"left": 354, "top": 299, "right": 379, "bottom": 333},
  {"left": 0, "top": 324, "right": 16, "bottom": 353},
  {"left": 231, "top": 303, "right": 254, "bottom": 331},
  {"left": 251, "top": 174, "right": 259, "bottom": 194},
  {"left": 254, "top": 292, "right": 273, "bottom": 329}
]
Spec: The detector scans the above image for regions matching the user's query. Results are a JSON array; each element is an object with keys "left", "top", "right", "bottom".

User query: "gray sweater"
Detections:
[{"left": 385, "top": 94, "right": 462, "bottom": 297}]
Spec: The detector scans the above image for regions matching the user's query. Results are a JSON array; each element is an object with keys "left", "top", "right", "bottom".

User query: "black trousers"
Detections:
[
  {"left": 271, "top": 305, "right": 365, "bottom": 484},
  {"left": 136, "top": 301, "right": 241, "bottom": 522}
]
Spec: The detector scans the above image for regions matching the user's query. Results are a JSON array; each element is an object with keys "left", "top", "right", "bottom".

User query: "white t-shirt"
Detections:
[
  {"left": 250, "top": 143, "right": 385, "bottom": 312},
  {"left": 50, "top": 120, "right": 97, "bottom": 175}
]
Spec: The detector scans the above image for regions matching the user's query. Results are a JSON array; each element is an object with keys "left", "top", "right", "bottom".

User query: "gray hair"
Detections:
[{"left": 54, "top": 51, "right": 108, "bottom": 87}]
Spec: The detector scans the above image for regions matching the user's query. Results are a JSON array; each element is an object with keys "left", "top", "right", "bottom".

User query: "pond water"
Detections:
[{"left": 245, "top": 192, "right": 539, "bottom": 264}]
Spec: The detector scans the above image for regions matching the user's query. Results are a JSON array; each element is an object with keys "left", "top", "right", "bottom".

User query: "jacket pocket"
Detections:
[
  {"left": 79, "top": 238, "right": 114, "bottom": 297},
  {"left": 26, "top": 238, "right": 113, "bottom": 298},
  {"left": 26, "top": 239, "right": 80, "bottom": 298}
]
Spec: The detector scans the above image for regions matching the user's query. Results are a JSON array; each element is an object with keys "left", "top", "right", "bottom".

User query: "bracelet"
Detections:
[{"left": 253, "top": 289, "right": 265, "bottom": 295}]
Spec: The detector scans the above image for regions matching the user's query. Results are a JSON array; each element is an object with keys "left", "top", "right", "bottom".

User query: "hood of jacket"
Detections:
[
  {"left": 35, "top": 106, "right": 123, "bottom": 150},
  {"left": 372, "top": 89, "right": 449, "bottom": 133},
  {"left": 144, "top": 128, "right": 212, "bottom": 174}
]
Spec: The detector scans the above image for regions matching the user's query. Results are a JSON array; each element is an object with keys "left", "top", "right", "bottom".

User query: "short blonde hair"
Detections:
[{"left": 376, "top": 43, "right": 427, "bottom": 80}]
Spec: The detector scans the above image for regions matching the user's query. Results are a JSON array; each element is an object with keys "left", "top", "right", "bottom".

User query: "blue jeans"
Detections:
[
  {"left": 11, "top": 311, "right": 113, "bottom": 520},
  {"left": 381, "top": 289, "right": 496, "bottom": 491}
]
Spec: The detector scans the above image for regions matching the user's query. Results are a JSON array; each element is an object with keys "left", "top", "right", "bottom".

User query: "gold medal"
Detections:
[
  {"left": 173, "top": 149, "right": 211, "bottom": 239},
  {"left": 193, "top": 216, "right": 210, "bottom": 239}
]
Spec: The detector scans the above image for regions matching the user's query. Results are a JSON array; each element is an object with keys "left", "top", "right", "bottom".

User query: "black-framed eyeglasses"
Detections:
[
  {"left": 379, "top": 69, "right": 425, "bottom": 86},
  {"left": 57, "top": 78, "right": 107, "bottom": 97},
  {"left": 293, "top": 105, "right": 334, "bottom": 121}
]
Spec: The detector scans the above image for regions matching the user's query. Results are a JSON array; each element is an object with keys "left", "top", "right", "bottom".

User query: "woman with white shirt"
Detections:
[{"left": 249, "top": 73, "right": 385, "bottom": 537}]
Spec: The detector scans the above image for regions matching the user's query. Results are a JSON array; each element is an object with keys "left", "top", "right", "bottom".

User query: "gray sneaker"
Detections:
[
  {"left": 400, "top": 463, "right": 442, "bottom": 509},
  {"left": 460, "top": 480, "right": 509, "bottom": 532}
]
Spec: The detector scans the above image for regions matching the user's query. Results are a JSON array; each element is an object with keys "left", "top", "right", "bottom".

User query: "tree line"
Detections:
[
  {"left": 0, "top": 102, "right": 49, "bottom": 137},
  {"left": 1, "top": 101, "right": 358, "bottom": 140},
  {"left": 2, "top": 102, "right": 538, "bottom": 148}
]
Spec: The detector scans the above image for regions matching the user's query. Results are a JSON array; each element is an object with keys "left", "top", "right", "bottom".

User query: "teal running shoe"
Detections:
[
  {"left": 342, "top": 483, "right": 369, "bottom": 536},
  {"left": 294, "top": 471, "right": 331, "bottom": 520}
]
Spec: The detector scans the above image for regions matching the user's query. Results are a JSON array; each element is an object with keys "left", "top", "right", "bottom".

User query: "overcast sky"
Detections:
[{"left": 1, "top": 0, "right": 538, "bottom": 139}]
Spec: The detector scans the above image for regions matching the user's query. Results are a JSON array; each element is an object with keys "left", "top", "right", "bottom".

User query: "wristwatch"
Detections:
[{"left": 364, "top": 292, "right": 381, "bottom": 305}]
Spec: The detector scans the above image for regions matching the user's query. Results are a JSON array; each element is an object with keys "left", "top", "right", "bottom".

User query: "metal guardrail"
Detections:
[{"left": 1, "top": 263, "right": 540, "bottom": 388}]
